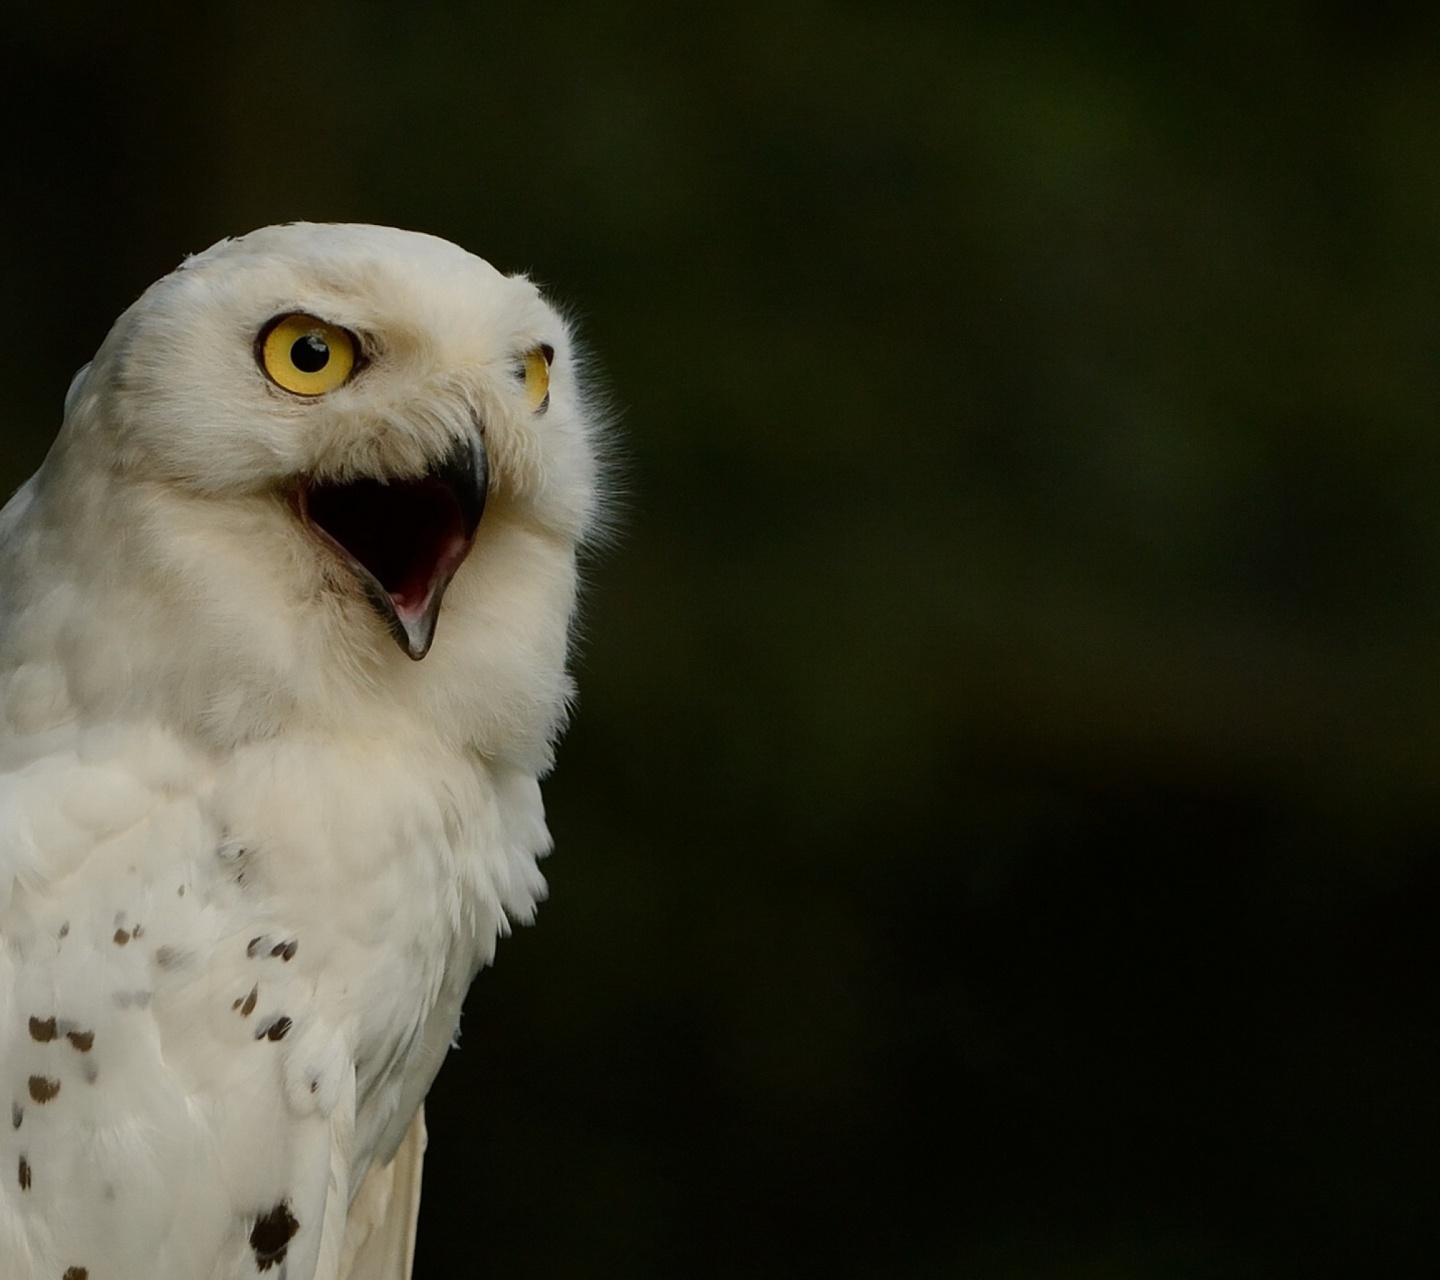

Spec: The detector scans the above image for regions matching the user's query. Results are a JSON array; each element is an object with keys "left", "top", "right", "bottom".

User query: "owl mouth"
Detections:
[{"left": 297, "top": 436, "right": 488, "bottom": 660}]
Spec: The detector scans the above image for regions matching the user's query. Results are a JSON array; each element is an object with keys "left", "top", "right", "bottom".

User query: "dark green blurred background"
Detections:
[{"left": 4, "top": 2, "right": 1439, "bottom": 1276}]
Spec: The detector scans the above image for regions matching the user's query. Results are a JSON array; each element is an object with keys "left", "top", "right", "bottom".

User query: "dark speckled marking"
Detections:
[
  {"left": 247, "top": 936, "right": 265, "bottom": 958},
  {"left": 271, "top": 940, "right": 299, "bottom": 962},
  {"left": 66, "top": 1030, "right": 93, "bottom": 1052},
  {"left": 12, "top": 1103, "right": 22, "bottom": 1129},
  {"left": 237, "top": 985, "right": 258, "bottom": 1018},
  {"left": 154, "top": 947, "right": 188, "bottom": 970},
  {"left": 28, "top": 1016, "right": 57, "bottom": 1042},
  {"left": 62, "top": 1269, "right": 89, "bottom": 1280},
  {"left": 257, "top": 1016, "right": 292, "bottom": 1042},
  {"left": 250, "top": 1200, "right": 300, "bottom": 1271},
  {"left": 177, "top": 884, "right": 185, "bottom": 896},
  {"left": 27, "top": 1077, "right": 59, "bottom": 1104},
  {"left": 132, "top": 923, "right": 144, "bottom": 938},
  {"left": 57, "top": 922, "right": 69, "bottom": 939},
  {"left": 113, "top": 929, "right": 131, "bottom": 946},
  {"left": 18, "top": 1156, "right": 30, "bottom": 1190}
]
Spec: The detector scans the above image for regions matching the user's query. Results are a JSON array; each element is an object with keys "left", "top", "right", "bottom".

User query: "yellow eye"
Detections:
[
  {"left": 259, "top": 314, "right": 357, "bottom": 396},
  {"left": 520, "top": 344, "right": 553, "bottom": 412}
]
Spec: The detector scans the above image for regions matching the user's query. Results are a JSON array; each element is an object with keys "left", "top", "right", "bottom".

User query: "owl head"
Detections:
[{"left": 17, "top": 224, "right": 605, "bottom": 758}]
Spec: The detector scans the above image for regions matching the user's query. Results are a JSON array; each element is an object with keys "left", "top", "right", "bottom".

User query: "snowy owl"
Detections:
[{"left": 0, "top": 223, "right": 602, "bottom": 1279}]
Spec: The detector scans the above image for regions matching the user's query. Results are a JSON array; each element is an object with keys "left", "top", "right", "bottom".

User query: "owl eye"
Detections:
[
  {"left": 259, "top": 314, "right": 357, "bottom": 396},
  {"left": 517, "top": 344, "right": 553, "bottom": 413}
]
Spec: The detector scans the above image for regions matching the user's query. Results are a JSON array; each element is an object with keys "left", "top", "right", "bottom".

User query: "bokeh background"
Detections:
[{"left": 4, "top": 2, "right": 1440, "bottom": 1276}]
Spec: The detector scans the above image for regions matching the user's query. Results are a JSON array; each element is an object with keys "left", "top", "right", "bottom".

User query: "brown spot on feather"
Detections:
[
  {"left": 238, "top": 985, "right": 258, "bottom": 1017},
  {"left": 257, "top": 1016, "right": 292, "bottom": 1042},
  {"left": 154, "top": 946, "right": 188, "bottom": 970},
  {"left": 27, "top": 1077, "right": 58, "bottom": 1103},
  {"left": 66, "top": 1030, "right": 94, "bottom": 1052},
  {"left": 12, "top": 1103, "right": 22, "bottom": 1129},
  {"left": 113, "top": 929, "right": 130, "bottom": 946},
  {"left": 28, "top": 1016, "right": 57, "bottom": 1042},
  {"left": 63, "top": 1269, "right": 89, "bottom": 1280},
  {"left": 18, "top": 1156, "right": 30, "bottom": 1190},
  {"left": 249, "top": 1200, "right": 300, "bottom": 1271}
]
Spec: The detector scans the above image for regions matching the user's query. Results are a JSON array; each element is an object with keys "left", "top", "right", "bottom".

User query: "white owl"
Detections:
[{"left": 0, "top": 224, "right": 602, "bottom": 1279}]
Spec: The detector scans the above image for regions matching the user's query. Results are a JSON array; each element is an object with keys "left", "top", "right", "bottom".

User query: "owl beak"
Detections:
[{"left": 298, "top": 434, "right": 488, "bottom": 660}]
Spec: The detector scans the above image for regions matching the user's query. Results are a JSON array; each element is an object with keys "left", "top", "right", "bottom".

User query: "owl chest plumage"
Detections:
[{"left": 0, "top": 712, "right": 536, "bottom": 1277}]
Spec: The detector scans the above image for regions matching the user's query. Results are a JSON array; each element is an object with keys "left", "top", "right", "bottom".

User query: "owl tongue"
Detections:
[{"left": 299, "top": 436, "right": 488, "bottom": 660}]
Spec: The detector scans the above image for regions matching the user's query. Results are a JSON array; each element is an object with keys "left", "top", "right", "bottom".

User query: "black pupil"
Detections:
[{"left": 291, "top": 333, "right": 330, "bottom": 373}]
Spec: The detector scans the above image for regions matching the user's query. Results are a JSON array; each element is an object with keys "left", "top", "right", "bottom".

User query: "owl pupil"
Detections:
[{"left": 291, "top": 334, "right": 330, "bottom": 373}]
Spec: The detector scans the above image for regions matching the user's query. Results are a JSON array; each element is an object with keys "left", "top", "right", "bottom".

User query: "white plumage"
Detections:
[{"left": 0, "top": 224, "right": 601, "bottom": 1279}]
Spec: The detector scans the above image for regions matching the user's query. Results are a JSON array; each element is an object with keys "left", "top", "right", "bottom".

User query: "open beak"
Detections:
[{"left": 297, "top": 434, "right": 488, "bottom": 659}]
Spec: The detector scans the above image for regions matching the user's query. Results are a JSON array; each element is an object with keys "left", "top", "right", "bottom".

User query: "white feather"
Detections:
[{"left": 0, "top": 224, "right": 601, "bottom": 1278}]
